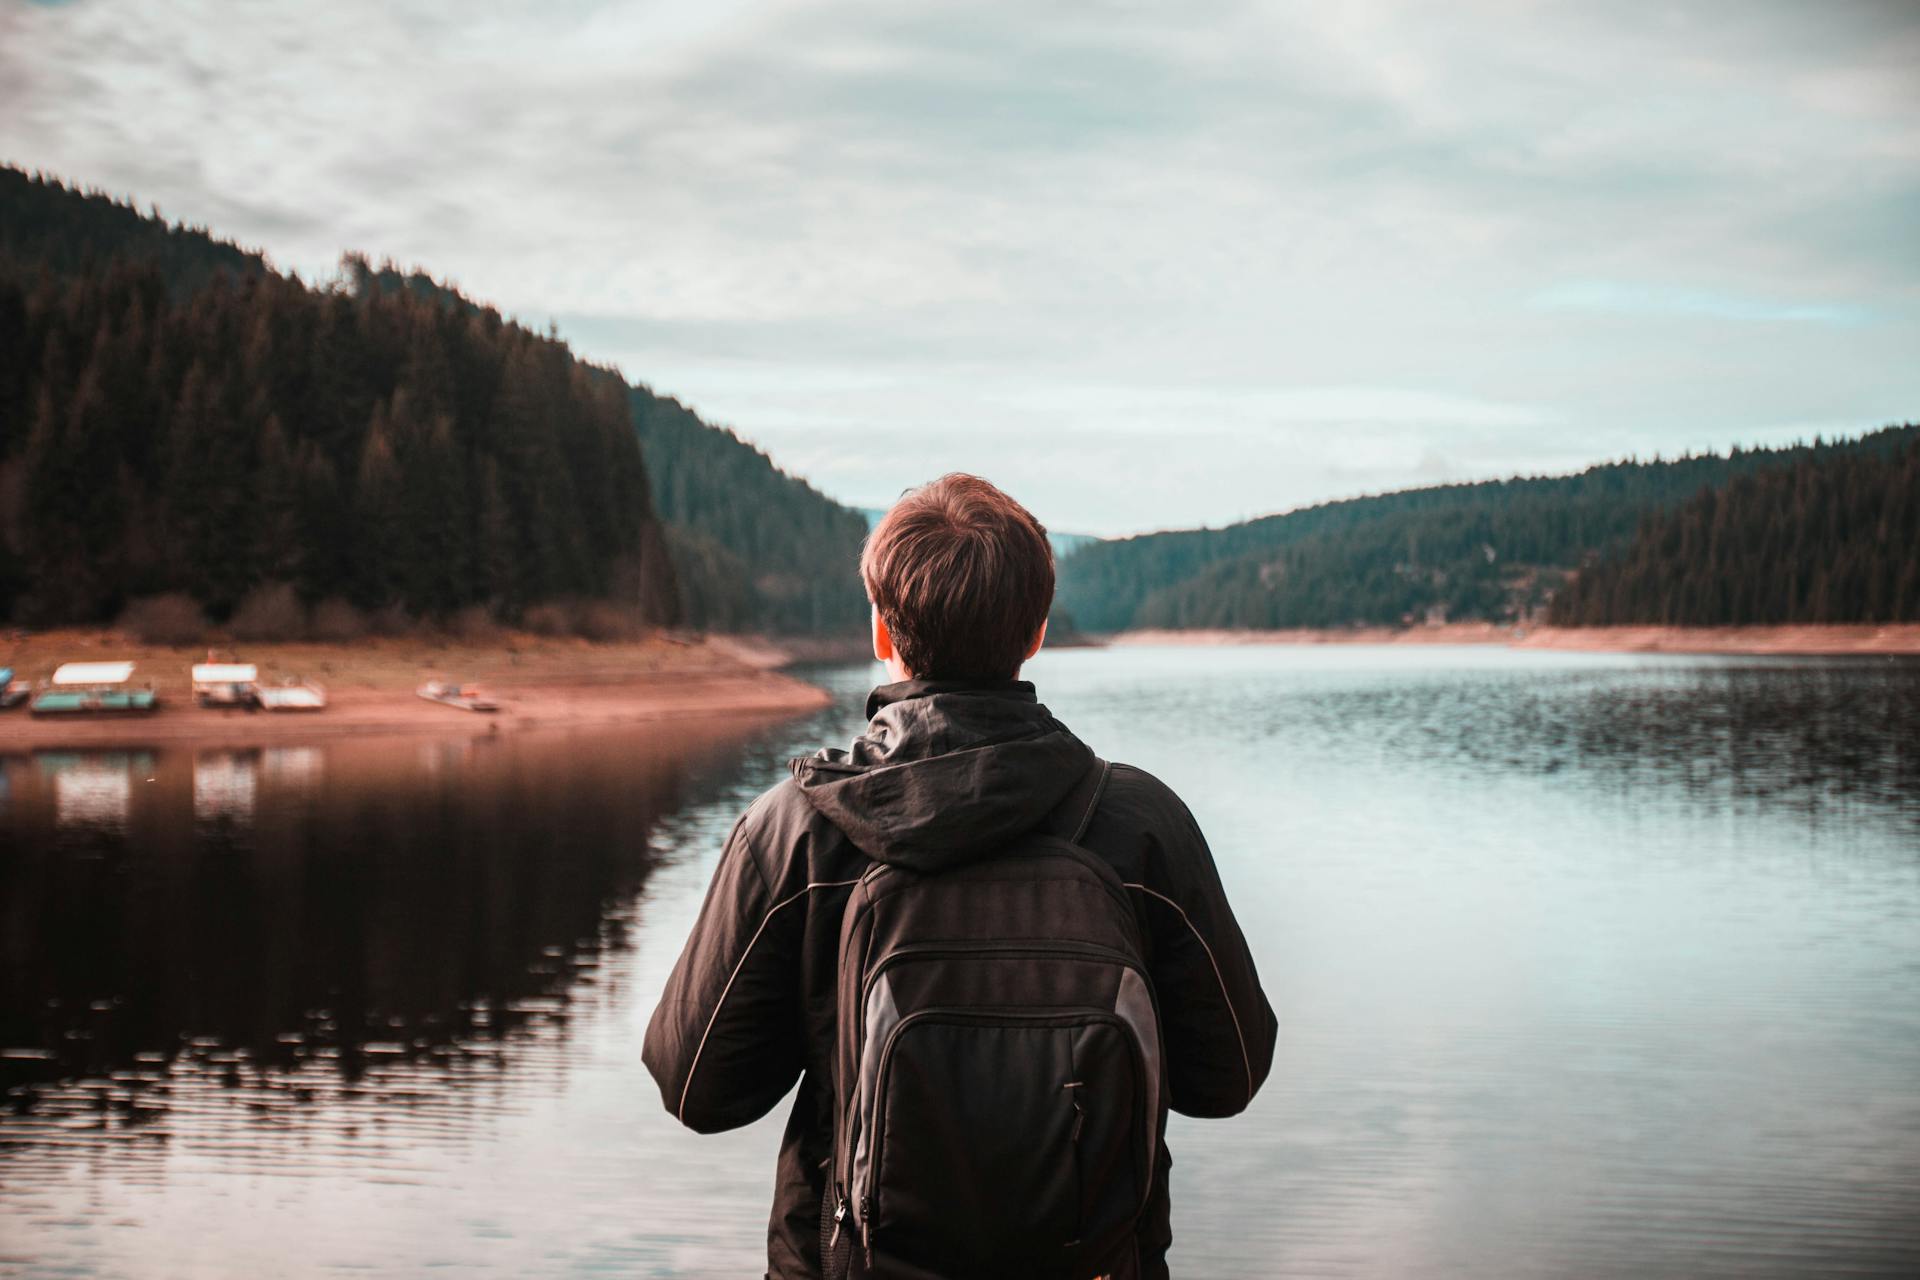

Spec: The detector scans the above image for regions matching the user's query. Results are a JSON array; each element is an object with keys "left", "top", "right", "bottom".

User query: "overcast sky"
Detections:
[{"left": 4, "top": 0, "right": 1916, "bottom": 535}]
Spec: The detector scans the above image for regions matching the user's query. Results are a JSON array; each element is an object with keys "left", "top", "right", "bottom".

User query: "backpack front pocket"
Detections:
[{"left": 857, "top": 1010, "right": 1146, "bottom": 1278}]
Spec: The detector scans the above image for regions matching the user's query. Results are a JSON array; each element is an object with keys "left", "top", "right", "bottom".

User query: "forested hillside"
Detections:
[
  {"left": 0, "top": 165, "right": 868, "bottom": 636},
  {"left": 11, "top": 167, "right": 1906, "bottom": 642},
  {"left": 0, "top": 168, "right": 674, "bottom": 630},
  {"left": 636, "top": 394, "right": 866, "bottom": 633},
  {"left": 341, "top": 211, "right": 870, "bottom": 634},
  {"left": 1057, "top": 427, "right": 1920, "bottom": 632},
  {"left": 0, "top": 167, "right": 268, "bottom": 297},
  {"left": 859, "top": 506, "right": 1101, "bottom": 564},
  {"left": 1551, "top": 433, "right": 1920, "bottom": 625}
]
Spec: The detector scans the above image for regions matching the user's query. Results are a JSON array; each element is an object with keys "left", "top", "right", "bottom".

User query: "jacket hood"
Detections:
[{"left": 789, "top": 679, "right": 1095, "bottom": 871}]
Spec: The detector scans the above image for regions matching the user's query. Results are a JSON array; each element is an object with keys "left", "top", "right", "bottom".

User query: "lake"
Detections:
[{"left": 3, "top": 645, "right": 1918, "bottom": 1278}]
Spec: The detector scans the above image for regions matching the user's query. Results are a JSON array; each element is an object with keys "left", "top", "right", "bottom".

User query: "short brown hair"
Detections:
[{"left": 861, "top": 474, "right": 1054, "bottom": 680}]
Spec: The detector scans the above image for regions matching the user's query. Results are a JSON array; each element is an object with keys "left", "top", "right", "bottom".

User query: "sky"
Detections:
[{"left": 3, "top": 0, "right": 1916, "bottom": 536}]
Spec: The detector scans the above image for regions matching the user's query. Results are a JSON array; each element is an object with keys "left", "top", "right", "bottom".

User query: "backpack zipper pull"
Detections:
[{"left": 828, "top": 1195, "right": 845, "bottom": 1249}]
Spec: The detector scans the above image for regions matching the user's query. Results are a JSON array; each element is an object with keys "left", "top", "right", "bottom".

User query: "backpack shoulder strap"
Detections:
[{"left": 1042, "top": 756, "right": 1111, "bottom": 844}]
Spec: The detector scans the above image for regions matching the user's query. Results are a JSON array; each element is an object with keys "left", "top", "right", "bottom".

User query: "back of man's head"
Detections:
[{"left": 861, "top": 473, "right": 1054, "bottom": 681}]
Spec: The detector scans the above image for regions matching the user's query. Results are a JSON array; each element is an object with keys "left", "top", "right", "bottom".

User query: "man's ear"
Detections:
[
  {"left": 872, "top": 605, "right": 894, "bottom": 664},
  {"left": 1026, "top": 616, "right": 1048, "bottom": 660}
]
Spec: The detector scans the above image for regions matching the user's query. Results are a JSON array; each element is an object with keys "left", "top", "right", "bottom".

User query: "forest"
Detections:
[
  {"left": 1055, "top": 427, "right": 1920, "bottom": 632},
  {"left": 632, "top": 390, "right": 867, "bottom": 634},
  {"left": 0, "top": 166, "right": 865, "bottom": 636},
  {"left": 347, "top": 249, "right": 870, "bottom": 633},
  {"left": 5, "top": 166, "right": 1912, "bottom": 641},
  {"left": 1550, "top": 434, "right": 1920, "bottom": 625},
  {"left": 0, "top": 174, "right": 676, "bottom": 633}
]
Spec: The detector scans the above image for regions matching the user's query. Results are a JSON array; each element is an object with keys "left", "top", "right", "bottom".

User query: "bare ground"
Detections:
[
  {"left": 1113, "top": 623, "right": 1920, "bottom": 655},
  {"left": 0, "top": 629, "right": 832, "bottom": 750}
]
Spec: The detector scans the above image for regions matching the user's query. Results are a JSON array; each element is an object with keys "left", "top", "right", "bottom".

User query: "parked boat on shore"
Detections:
[
  {"left": 30, "top": 661, "right": 159, "bottom": 716},
  {"left": 418, "top": 680, "right": 500, "bottom": 713},
  {"left": 0, "top": 668, "right": 30, "bottom": 710},
  {"left": 256, "top": 678, "right": 327, "bottom": 712},
  {"left": 191, "top": 661, "right": 259, "bottom": 708}
]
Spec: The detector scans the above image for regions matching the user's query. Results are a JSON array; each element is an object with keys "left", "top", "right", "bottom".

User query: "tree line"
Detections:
[
  {"left": 1, "top": 169, "right": 677, "bottom": 631},
  {"left": 631, "top": 389, "right": 869, "bottom": 634},
  {"left": 1550, "top": 434, "right": 1920, "bottom": 625},
  {"left": 1056, "top": 427, "right": 1919, "bottom": 632},
  {"left": 346, "top": 253, "right": 872, "bottom": 634},
  {"left": 1, "top": 165, "right": 879, "bottom": 637}
]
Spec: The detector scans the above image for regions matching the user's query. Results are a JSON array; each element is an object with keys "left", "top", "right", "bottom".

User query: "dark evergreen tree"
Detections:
[
  {"left": 0, "top": 165, "right": 682, "bottom": 629},
  {"left": 1060, "top": 428, "right": 1920, "bottom": 632},
  {"left": 630, "top": 388, "right": 868, "bottom": 633},
  {"left": 1551, "top": 436, "right": 1920, "bottom": 625}
]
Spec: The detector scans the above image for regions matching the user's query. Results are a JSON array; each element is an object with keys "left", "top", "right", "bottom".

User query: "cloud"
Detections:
[
  {"left": 1530, "top": 281, "right": 1870, "bottom": 327},
  {"left": 2, "top": 0, "right": 1916, "bottom": 533}
]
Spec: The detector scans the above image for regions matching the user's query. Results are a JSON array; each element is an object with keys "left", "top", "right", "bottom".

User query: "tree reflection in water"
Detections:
[{"left": 0, "top": 723, "right": 756, "bottom": 1129}]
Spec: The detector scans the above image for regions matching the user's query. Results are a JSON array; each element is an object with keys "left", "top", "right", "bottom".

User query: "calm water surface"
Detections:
[{"left": 2, "top": 646, "right": 1918, "bottom": 1278}]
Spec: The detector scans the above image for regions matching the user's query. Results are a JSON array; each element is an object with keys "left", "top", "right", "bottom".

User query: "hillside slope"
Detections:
[
  {"left": 0, "top": 167, "right": 268, "bottom": 296},
  {"left": 0, "top": 164, "right": 867, "bottom": 635},
  {"left": 1551, "top": 432, "right": 1920, "bottom": 625},
  {"left": 0, "top": 174, "right": 677, "bottom": 628},
  {"left": 637, "top": 394, "right": 867, "bottom": 633},
  {"left": 1058, "top": 427, "right": 1920, "bottom": 633}
]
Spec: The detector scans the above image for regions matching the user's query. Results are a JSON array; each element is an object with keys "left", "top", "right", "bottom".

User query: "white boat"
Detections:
[
  {"left": 256, "top": 679, "right": 327, "bottom": 712},
  {"left": 32, "top": 661, "right": 159, "bottom": 715},
  {"left": 191, "top": 662, "right": 259, "bottom": 708}
]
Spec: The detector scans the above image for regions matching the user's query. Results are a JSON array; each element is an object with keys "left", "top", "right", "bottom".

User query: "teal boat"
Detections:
[
  {"left": 29, "top": 661, "right": 160, "bottom": 716},
  {"left": 0, "top": 667, "right": 28, "bottom": 710}
]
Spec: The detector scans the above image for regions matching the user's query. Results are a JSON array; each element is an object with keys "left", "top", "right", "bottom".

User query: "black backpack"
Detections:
[{"left": 823, "top": 759, "right": 1168, "bottom": 1279}]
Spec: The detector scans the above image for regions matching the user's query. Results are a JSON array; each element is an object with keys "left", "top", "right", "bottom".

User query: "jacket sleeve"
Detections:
[
  {"left": 1124, "top": 767, "right": 1278, "bottom": 1118},
  {"left": 642, "top": 804, "right": 807, "bottom": 1134}
]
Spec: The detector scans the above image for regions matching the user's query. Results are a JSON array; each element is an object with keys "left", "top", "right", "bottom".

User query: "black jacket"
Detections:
[{"left": 643, "top": 678, "right": 1278, "bottom": 1278}]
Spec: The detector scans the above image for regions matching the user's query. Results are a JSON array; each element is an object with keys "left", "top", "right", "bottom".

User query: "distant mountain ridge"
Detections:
[
  {"left": 1056, "top": 427, "right": 1920, "bottom": 633},
  {"left": 856, "top": 506, "right": 1102, "bottom": 561},
  {"left": 7, "top": 166, "right": 1909, "bottom": 640}
]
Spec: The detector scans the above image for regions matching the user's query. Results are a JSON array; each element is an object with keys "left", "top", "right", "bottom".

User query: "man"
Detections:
[{"left": 643, "top": 473, "right": 1276, "bottom": 1279}]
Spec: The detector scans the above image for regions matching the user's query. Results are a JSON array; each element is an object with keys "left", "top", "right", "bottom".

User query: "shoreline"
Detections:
[
  {"left": 0, "top": 630, "right": 834, "bottom": 751},
  {"left": 1111, "top": 623, "right": 1920, "bottom": 656},
  {"left": 9, "top": 617, "right": 1912, "bottom": 752}
]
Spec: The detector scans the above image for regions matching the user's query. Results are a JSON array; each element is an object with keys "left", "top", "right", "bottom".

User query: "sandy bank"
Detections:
[
  {"left": 1113, "top": 623, "right": 1920, "bottom": 655},
  {"left": 1512, "top": 624, "right": 1920, "bottom": 656},
  {"left": 1113, "top": 624, "right": 1515, "bottom": 647},
  {"left": 0, "top": 629, "right": 832, "bottom": 750}
]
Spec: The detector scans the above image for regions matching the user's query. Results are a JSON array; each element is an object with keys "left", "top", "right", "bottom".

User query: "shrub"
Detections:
[
  {"left": 521, "top": 601, "right": 576, "bottom": 637},
  {"left": 228, "top": 583, "right": 308, "bottom": 641},
  {"left": 309, "top": 598, "right": 369, "bottom": 642},
  {"left": 367, "top": 602, "right": 413, "bottom": 637},
  {"left": 576, "top": 600, "right": 645, "bottom": 641},
  {"left": 119, "top": 593, "right": 208, "bottom": 644},
  {"left": 448, "top": 605, "right": 502, "bottom": 642}
]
